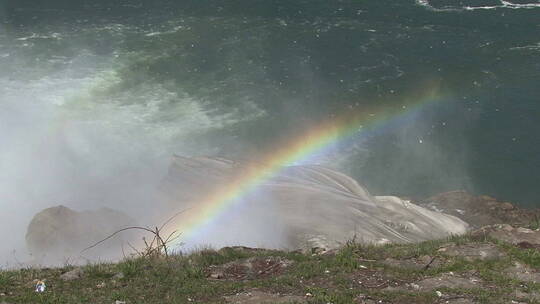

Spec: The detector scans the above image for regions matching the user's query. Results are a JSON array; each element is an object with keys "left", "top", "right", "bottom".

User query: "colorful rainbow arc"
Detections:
[{"left": 170, "top": 88, "right": 444, "bottom": 245}]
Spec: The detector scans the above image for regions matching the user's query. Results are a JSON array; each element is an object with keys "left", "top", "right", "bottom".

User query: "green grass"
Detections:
[{"left": 0, "top": 233, "right": 539, "bottom": 303}]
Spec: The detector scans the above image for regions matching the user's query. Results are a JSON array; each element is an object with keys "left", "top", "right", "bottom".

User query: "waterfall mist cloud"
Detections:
[
  {"left": 3, "top": 0, "right": 534, "bottom": 266},
  {"left": 0, "top": 26, "right": 266, "bottom": 266}
]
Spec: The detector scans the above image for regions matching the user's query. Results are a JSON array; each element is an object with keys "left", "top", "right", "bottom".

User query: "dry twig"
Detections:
[{"left": 81, "top": 209, "right": 189, "bottom": 259}]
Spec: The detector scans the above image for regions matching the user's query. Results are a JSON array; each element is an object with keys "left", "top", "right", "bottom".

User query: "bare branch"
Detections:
[
  {"left": 81, "top": 226, "right": 159, "bottom": 253},
  {"left": 80, "top": 208, "right": 189, "bottom": 259},
  {"left": 159, "top": 208, "right": 191, "bottom": 231}
]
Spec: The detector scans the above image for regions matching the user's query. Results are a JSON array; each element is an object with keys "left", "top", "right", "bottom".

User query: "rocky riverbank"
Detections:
[{"left": 2, "top": 193, "right": 540, "bottom": 304}]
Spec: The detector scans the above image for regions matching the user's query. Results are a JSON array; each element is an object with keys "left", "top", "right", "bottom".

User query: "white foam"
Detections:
[
  {"left": 15, "top": 32, "right": 62, "bottom": 41},
  {"left": 145, "top": 31, "right": 163, "bottom": 37},
  {"left": 510, "top": 42, "right": 540, "bottom": 51},
  {"left": 416, "top": 0, "right": 540, "bottom": 12}
]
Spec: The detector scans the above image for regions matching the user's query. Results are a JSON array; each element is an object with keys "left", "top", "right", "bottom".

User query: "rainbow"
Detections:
[{"left": 170, "top": 86, "right": 445, "bottom": 246}]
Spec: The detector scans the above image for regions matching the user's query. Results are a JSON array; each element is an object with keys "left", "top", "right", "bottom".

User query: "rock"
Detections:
[
  {"left": 414, "top": 273, "right": 482, "bottom": 290},
  {"left": 472, "top": 225, "right": 540, "bottom": 246},
  {"left": 383, "top": 255, "right": 443, "bottom": 270},
  {"left": 112, "top": 272, "right": 125, "bottom": 279},
  {"left": 26, "top": 206, "right": 138, "bottom": 265},
  {"left": 209, "top": 272, "right": 223, "bottom": 279},
  {"left": 60, "top": 268, "right": 84, "bottom": 281},
  {"left": 418, "top": 191, "right": 540, "bottom": 228},
  {"left": 114, "top": 301, "right": 126, "bottom": 304},
  {"left": 206, "top": 256, "right": 293, "bottom": 281},
  {"left": 513, "top": 290, "right": 540, "bottom": 301},
  {"left": 505, "top": 262, "right": 540, "bottom": 283},
  {"left": 444, "top": 299, "right": 478, "bottom": 304},
  {"left": 354, "top": 294, "right": 381, "bottom": 304},
  {"left": 224, "top": 290, "right": 306, "bottom": 304},
  {"left": 388, "top": 273, "right": 483, "bottom": 292},
  {"left": 218, "top": 247, "right": 267, "bottom": 255},
  {"left": 437, "top": 243, "right": 506, "bottom": 261}
]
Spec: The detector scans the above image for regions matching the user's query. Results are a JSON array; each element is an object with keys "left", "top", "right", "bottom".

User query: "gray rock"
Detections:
[
  {"left": 224, "top": 290, "right": 306, "bottom": 304},
  {"left": 473, "top": 225, "right": 540, "bottom": 247},
  {"left": 505, "top": 262, "right": 540, "bottom": 283},
  {"left": 437, "top": 243, "right": 506, "bottom": 261},
  {"left": 415, "top": 273, "right": 482, "bottom": 290},
  {"left": 383, "top": 255, "right": 443, "bottom": 270},
  {"left": 113, "top": 272, "right": 125, "bottom": 279},
  {"left": 444, "top": 299, "right": 478, "bottom": 304},
  {"left": 418, "top": 191, "right": 538, "bottom": 228},
  {"left": 513, "top": 290, "right": 540, "bottom": 301},
  {"left": 207, "top": 256, "right": 294, "bottom": 281},
  {"left": 26, "top": 206, "right": 138, "bottom": 266},
  {"left": 60, "top": 268, "right": 84, "bottom": 281},
  {"left": 387, "top": 273, "right": 483, "bottom": 292}
]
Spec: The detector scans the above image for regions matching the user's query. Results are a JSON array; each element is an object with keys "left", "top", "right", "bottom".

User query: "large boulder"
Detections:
[
  {"left": 159, "top": 156, "right": 469, "bottom": 251},
  {"left": 26, "top": 205, "right": 137, "bottom": 265},
  {"left": 417, "top": 191, "right": 540, "bottom": 228}
]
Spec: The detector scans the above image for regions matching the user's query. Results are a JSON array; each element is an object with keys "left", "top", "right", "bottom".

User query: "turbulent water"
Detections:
[{"left": 0, "top": 0, "right": 539, "bottom": 264}]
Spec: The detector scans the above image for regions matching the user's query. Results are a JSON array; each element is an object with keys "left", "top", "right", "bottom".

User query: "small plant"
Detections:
[
  {"left": 117, "top": 257, "right": 146, "bottom": 278},
  {"left": 528, "top": 214, "right": 540, "bottom": 230},
  {"left": 0, "top": 271, "right": 12, "bottom": 289}
]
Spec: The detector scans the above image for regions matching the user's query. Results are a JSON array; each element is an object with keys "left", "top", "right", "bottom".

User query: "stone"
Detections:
[
  {"left": 206, "top": 256, "right": 294, "bottom": 281},
  {"left": 224, "top": 290, "right": 306, "bottom": 304},
  {"left": 472, "top": 225, "right": 540, "bottom": 247},
  {"left": 60, "top": 268, "right": 84, "bottom": 281},
  {"left": 444, "top": 299, "right": 478, "bottom": 304},
  {"left": 354, "top": 294, "right": 380, "bottom": 304},
  {"left": 513, "top": 290, "right": 540, "bottom": 301},
  {"left": 383, "top": 255, "right": 443, "bottom": 270},
  {"left": 113, "top": 272, "right": 125, "bottom": 279},
  {"left": 437, "top": 243, "right": 506, "bottom": 261},
  {"left": 26, "top": 206, "right": 138, "bottom": 265},
  {"left": 387, "top": 273, "right": 483, "bottom": 292},
  {"left": 218, "top": 247, "right": 267, "bottom": 255},
  {"left": 505, "top": 262, "right": 540, "bottom": 283},
  {"left": 418, "top": 191, "right": 540, "bottom": 228}
]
